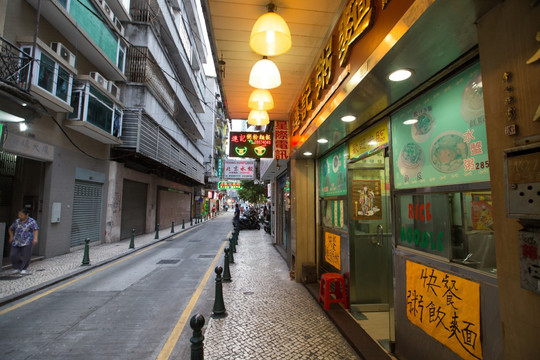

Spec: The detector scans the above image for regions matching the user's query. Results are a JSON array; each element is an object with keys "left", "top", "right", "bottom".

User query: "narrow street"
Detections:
[{"left": 0, "top": 214, "right": 233, "bottom": 360}]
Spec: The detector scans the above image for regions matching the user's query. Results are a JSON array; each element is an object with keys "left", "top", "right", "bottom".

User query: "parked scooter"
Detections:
[{"left": 234, "top": 206, "right": 261, "bottom": 230}]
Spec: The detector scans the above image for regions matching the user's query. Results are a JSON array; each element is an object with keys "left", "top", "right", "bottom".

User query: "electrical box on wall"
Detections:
[
  {"left": 504, "top": 143, "right": 540, "bottom": 219},
  {"left": 51, "top": 202, "right": 61, "bottom": 223}
]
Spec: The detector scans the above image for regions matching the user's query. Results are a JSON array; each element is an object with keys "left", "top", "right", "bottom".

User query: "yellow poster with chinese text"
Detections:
[
  {"left": 324, "top": 232, "right": 341, "bottom": 270},
  {"left": 348, "top": 121, "right": 389, "bottom": 160},
  {"left": 406, "top": 261, "right": 482, "bottom": 359}
]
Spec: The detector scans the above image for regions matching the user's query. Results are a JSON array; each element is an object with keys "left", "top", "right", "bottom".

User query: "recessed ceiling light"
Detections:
[
  {"left": 19, "top": 122, "right": 28, "bottom": 131},
  {"left": 403, "top": 119, "right": 418, "bottom": 125},
  {"left": 303, "top": 152, "right": 313, "bottom": 156},
  {"left": 341, "top": 115, "right": 356, "bottom": 122},
  {"left": 388, "top": 69, "right": 413, "bottom": 81},
  {"left": 21, "top": 103, "right": 27, "bottom": 107},
  {"left": 317, "top": 138, "right": 328, "bottom": 143}
]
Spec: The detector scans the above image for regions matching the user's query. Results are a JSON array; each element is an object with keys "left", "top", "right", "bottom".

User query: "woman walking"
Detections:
[{"left": 8, "top": 208, "right": 39, "bottom": 275}]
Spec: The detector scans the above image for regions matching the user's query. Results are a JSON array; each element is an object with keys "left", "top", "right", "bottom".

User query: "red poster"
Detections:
[{"left": 471, "top": 195, "right": 493, "bottom": 230}]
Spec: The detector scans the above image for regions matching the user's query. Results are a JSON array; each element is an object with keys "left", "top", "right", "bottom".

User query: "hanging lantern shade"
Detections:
[
  {"left": 248, "top": 89, "right": 274, "bottom": 111},
  {"left": 247, "top": 110, "right": 270, "bottom": 126},
  {"left": 250, "top": 4, "right": 292, "bottom": 56},
  {"left": 249, "top": 57, "right": 281, "bottom": 89}
]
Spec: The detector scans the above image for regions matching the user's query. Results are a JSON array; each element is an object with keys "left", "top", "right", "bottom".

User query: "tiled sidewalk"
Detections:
[{"left": 203, "top": 229, "right": 360, "bottom": 359}]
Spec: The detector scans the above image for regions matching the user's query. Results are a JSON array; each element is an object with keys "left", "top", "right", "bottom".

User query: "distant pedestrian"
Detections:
[
  {"left": 212, "top": 205, "right": 216, "bottom": 218},
  {"left": 233, "top": 203, "right": 240, "bottom": 227},
  {"left": 8, "top": 208, "right": 39, "bottom": 275}
]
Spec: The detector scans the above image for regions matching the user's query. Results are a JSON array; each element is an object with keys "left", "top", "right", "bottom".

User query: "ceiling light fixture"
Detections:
[
  {"left": 19, "top": 122, "right": 28, "bottom": 131},
  {"left": 303, "top": 151, "right": 313, "bottom": 156},
  {"left": 247, "top": 109, "right": 270, "bottom": 126},
  {"left": 403, "top": 119, "right": 418, "bottom": 125},
  {"left": 341, "top": 115, "right": 356, "bottom": 122},
  {"left": 317, "top": 138, "right": 328, "bottom": 143},
  {"left": 248, "top": 89, "right": 275, "bottom": 111},
  {"left": 250, "top": 3, "right": 292, "bottom": 57},
  {"left": 388, "top": 69, "right": 413, "bottom": 81},
  {"left": 249, "top": 57, "right": 281, "bottom": 89}
]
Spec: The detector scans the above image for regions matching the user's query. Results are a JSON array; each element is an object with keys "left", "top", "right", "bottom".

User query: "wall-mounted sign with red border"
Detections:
[{"left": 228, "top": 132, "right": 273, "bottom": 159}]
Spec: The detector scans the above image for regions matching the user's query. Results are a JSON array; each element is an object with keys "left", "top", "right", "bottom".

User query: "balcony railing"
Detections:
[{"left": 0, "top": 36, "right": 33, "bottom": 92}]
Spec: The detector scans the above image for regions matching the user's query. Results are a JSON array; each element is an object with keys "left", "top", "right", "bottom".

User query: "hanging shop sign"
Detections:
[
  {"left": 325, "top": 232, "right": 341, "bottom": 270},
  {"left": 274, "top": 120, "right": 289, "bottom": 159},
  {"left": 216, "top": 158, "right": 223, "bottom": 178},
  {"left": 349, "top": 121, "right": 388, "bottom": 160},
  {"left": 406, "top": 260, "right": 482, "bottom": 360},
  {"left": 223, "top": 159, "right": 255, "bottom": 179},
  {"left": 218, "top": 181, "right": 242, "bottom": 190},
  {"left": 392, "top": 63, "right": 490, "bottom": 189},
  {"left": 228, "top": 132, "right": 273, "bottom": 159},
  {"left": 320, "top": 144, "right": 348, "bottom": 197}
]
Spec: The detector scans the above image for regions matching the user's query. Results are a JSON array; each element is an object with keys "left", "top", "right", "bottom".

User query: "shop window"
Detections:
[
  {"left": 321, "top": 199, "right": 348, "bottom": 231},
  {"left": 396, "top": 191, "right": 496, "bottom": 274}
]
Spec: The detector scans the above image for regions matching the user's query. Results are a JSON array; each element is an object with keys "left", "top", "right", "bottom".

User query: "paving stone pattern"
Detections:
[{"left": 204, "top": 230, "right": 360, "bottom": 360}]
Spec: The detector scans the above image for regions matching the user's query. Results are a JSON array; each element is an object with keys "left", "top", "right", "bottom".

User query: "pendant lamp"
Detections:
[
  {"left": 250, "top": 3, "right": 292, "bottom": 56},
  {"left": 248, "top": 89, "right": 274, "bottom": 111},
  {"left": 247, "top": 110, "right": 270, "bottom": 126},
  {"left": 249, "top": 57, "right": 281, "bottom": 89}
]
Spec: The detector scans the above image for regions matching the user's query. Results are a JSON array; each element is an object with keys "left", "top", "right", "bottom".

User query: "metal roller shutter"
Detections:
[{"left": 70, "top": 180, "right": 103, "bottom": 247}]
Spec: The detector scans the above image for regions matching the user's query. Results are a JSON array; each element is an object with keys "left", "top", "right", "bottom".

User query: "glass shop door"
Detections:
[{"left": 348, "top": 149, "right": 394, "bottom": 350}]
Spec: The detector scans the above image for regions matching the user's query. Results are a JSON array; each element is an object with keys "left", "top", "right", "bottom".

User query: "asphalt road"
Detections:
[{"left": 0, "top": 213, "right": 234, "bottom": 360}]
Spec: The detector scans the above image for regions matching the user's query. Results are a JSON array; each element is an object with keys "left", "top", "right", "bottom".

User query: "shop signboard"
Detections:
[
  {"left": 325, "top": 232, "right": 341, "bottom": 270},
  {"left": 392, "top": 63, "right": 490, "bottom": 189},
  {"left": 349, "top": 121, "right": 388, "bottom": 160},
  {"left": 223, "top": 159, "right": 255, "bottom": 179},
  {"left": 228, "top": 132, "right": 273, "bottom": 159},
  {"left": 320, "top": 144, "right": 348, "bottom": 197},
  {"left": 274, "top": 121, "right": 289, "bottom": 159},
  {"left": 218, "top": 181, "right": 242, "bottom": 190},
  {"left": 406, "top": 260, "right": 482, "bottom": 360},
  {"left": 216, "top": 158, "right": 223, "bottom": 178}
]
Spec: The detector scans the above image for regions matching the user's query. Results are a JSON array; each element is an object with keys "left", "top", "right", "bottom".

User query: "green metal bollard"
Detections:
[
  {"left": 230, "top": 236, "right": 236, "bottom": 253},
  {"left": 129, "top": 229, "right": 135, "bottom": 249},
  {"left": 182, "top": 219, "right": 185, "bottom": 229},
  {"left": 223, "top": 248, "right": 232, "bottom": 282},
  {"left": 211, "top": 266, "right": 227, "bottom": 318},
  {"left": 171, "top": 221, "right": 175, "bottom": 233},
  {"left": 191, "top": 217, "right": 193, "bottom": 226},
  {"left": 81, "top": 238, "right": 91, "bottom": 266},
  {"left": 155, "top": 223, "right": 160, "bottom": 239},
  {"left": 228, "top": 240, "right": 235, "bottom": 264},
  {"left": 190, "top": 314, "right": 205, "bottom": 360}
]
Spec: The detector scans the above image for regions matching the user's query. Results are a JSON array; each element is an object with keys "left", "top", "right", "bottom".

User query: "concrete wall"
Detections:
[{"left": 477, "top": 1, "right": 540, "bottom": 358}]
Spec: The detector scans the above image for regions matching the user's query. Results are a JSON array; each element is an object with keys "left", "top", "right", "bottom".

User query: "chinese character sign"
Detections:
[
  {"left": 218, "top": 181, "right": 242, "bottom": 190},
  {"left": 406, "top": 261, "right": 482, "bottom": 360},
  {"left": 223, "top": 159, "right": 255, "bottom": 179},
  {"left": 274, "top": 121, "right": 289, "bottom": 159},
  {"left": 392, "top": 63, "right": 490, "bottom": 189},
  {"left": 228, "top": 132, "right": 273, "bottom": 159},
  {"left": 325, "top": 232, "right": 341, "bottom": 270}
]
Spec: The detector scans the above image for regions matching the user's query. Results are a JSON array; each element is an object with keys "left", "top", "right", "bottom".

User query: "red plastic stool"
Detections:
[{"left": 318, "top": 273, "right": 349, "bottom": 311}]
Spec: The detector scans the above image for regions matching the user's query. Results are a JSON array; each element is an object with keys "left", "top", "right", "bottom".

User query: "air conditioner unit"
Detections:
[
  {"left": 102, "top": 1, "right": 115, "bottom": 23},
  {"left": 114, "top": 17, "right": 125, "bottom": 36},
  {"left": 50, "top": 42, "right": 76, "bottom": 67},
  {"left": 108, "top": 82, "right": 120, "bottom": 99},
  {"left": 89, "top": 71, "right": 108, "bottom": 90}
]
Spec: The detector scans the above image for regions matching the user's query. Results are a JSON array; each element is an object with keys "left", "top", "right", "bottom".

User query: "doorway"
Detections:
[{"left": 347, "top": 149, "right": 394, "bottom": 351}]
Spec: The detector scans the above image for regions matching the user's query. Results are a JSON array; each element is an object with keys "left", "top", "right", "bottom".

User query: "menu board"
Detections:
[
  {"left": 320, "top": 144, "right": 348, "bottom": 197},
  {"left": 392, "top": 63, "right": 490, "bottom": 189}
]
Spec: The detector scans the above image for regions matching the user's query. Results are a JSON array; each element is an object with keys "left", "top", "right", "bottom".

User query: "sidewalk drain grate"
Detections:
[
  {"left": 198, "top": 255, "right": 214, "bottom": 258},
  {"left": 157, "top": 259, "right": 180, "bottom": 265}
]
